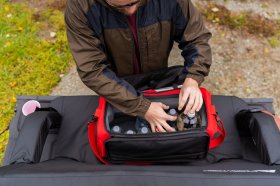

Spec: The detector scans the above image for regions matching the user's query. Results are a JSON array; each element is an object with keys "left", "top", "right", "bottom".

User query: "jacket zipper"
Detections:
[
  {"left": 136, "top": 10, "right": 142, "bottom": 73},
  {"left": 131, "top": 30, "right": 135, "bottom": 73},
  {"left": 110, "top": 8, "right": 141, "bottom": 74},
  {"left": 127, "top": 14, "right": 139, "bottom": 74}
]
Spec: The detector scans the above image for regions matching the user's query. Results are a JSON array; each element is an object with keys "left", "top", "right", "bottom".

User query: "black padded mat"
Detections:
[
  {"left": 0, "top": 158, "right": 279, "bottom": 186},
  {"left": 50, "top": 96, "right": 100, "bottom": 164},
  {"left": 1, "top": 95, "right": 279, "bottom": 186}
]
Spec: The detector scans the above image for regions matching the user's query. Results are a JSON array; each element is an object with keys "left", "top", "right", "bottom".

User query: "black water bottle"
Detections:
[
  {"left": 186, "top": 112, "right": 198, "bottom": 128},
  {"left": 168, "top": 108, "right": 178, "bottom": 128},
  {"left": 138, "top": 126, "right": 150, "bottom": 134},
  {"left": 135, "top": 117, "right": 151, "bottom": 134}
]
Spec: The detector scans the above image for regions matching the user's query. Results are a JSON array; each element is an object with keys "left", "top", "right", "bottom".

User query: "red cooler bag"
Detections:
[{"left": 88, "top": 87, "right": 225, "bottom": 164}]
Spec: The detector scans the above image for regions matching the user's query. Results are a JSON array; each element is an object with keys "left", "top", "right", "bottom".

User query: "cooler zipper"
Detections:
[
  {"left": 108, "top": 152, "right": 205, "bottom": 162},
  {"left": 110, "top": 128, "right": 207, "bottom": 139}
]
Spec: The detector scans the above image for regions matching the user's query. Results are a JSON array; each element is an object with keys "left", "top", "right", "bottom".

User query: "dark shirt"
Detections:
[{"left": 127, "top": 13, "right": 141, "bottom": 74}]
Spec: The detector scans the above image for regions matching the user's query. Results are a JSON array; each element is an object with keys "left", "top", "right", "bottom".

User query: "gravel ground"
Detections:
[
  {"left": 204, "top": 0, "right": 280, "bottom": 20},
  {"left": 51, "top": 66, "right": 96, "bottom": 95},
  {"left": 51, "top": 0, "right": 280, "bottom": 116}
]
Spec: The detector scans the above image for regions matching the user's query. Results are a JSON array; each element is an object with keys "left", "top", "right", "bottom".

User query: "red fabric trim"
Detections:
[
  {"left": 143, "top": 89, "right": 180, "bottom": 97},
  {"left": 88, "top": 97, "right": 111, "bottom": 164},
  {"left": 142, "top": 89, "right": 157, "bottom": 94},
  {"left": 96, "top": 97, "right": 111, "bottom": 158},
  {"left": 88, "top": 122, "right": 109, "bottom": 164},
  {"left": 201, "top": 88, "right": 225, "bottom": 149},
  {"left": 209, "top": 115, "right": 226, "bottom": 149}
]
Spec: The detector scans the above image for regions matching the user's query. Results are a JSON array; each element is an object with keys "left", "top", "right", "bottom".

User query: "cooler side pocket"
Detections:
[
  {"left": 236, "top": 110, "right": 280, "bottom": 165},
  {"left": 10, "top": 110, "right": 61, "bottom": 164},
  {"left": 252, "top": 112, "right": 280, "bottom": 165},
  {"left": 105, "top": 131, "right": 209, "bottom": 164}
]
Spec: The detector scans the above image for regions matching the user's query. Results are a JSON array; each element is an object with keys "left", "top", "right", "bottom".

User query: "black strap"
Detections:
[
  {"left": 0, "top": 125, "right": 9, "bottom": 136},
  {"left": 122, "top": 66, "right": 187, "bottom": 91}
]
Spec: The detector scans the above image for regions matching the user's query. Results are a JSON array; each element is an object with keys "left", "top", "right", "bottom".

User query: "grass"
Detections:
[
  {"left": 0, "top": 0, "right": 72, "bottom": 164},
  {"left": 197, "top": 2, "right": 280, "bottom": 47},
  {"left": 268, "top": 36, "right": 280, "bottom": 47}
]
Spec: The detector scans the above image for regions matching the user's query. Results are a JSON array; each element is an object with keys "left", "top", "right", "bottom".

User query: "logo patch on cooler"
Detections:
[{"left": 203, "top": 170, "right": 276, "bottom": 173}]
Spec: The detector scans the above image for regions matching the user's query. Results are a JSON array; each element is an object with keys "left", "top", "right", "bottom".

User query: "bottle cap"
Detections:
[
  {"left": 112, "top": 125, "right": 121, "bottom": 133},
  {"left": 135, "top": 117, "right": 148, "bottom": 130},
  {"left": 183, "top": 117, "right": 190, "bottom": 124},
  {"left": 140, "top": 127, "right": 149, "bottom": 134},
  {"left": 187, "top": 112, "right": 195, "bottom": 118},
  {"left": 168, "top": 108, "right": 177, "bottom": 116},
  {"left": 190, "top": 118, "right": 197, "bottom": 125},
  {"left": 126, "top": 130, "right": 135, "bottom": 134}
]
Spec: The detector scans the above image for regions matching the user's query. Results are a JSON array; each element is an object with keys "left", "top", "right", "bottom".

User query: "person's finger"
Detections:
[
  {"left": 155, "top": 127, "right": 160, "bottom": 132},
  {"left": 162, "top": 122, "right": 176, "bottom": 132},
  {"left": 178, "top": 90, "right": 190, "bottom": 111},
  {"left": 197, "top": 94, "right": 203, "bottom": 112},
  {"left": 166, "top": 114, "right": 177, "bottom": 121},
  {"left": 150, "top": 124, "right": 156, "bottom": 133},
  {"left": 178, "top": 91, "right": 183, "bottom": 109},
  {"left": 190, "top": 92, "right": 200, "bottom": 113},
  {"left": 156, "top": 124, "right": 166, "bottom": 132},
  {"left": 184, "top": 91, "right": 195, "bottom": 114},
  {"left": 161, "top": 103, "right": 169, "bottom": 110}
]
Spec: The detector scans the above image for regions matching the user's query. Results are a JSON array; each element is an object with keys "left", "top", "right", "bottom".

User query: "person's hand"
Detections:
[
  {"left": 178, "top": 78, "right": 203, "bottom": 114},
  {"left": 144, "top": 102, "right": 177, "bottom": 133}
]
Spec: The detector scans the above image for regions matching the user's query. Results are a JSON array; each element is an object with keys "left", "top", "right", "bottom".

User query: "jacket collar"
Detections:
[{"left": 96, "top": 0, "right": 148, "bottom": 9}]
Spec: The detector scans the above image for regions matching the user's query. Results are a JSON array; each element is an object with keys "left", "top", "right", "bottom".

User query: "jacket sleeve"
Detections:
[
  {"left": 64, "top": 0, "right": 151, "bottom": 117},
  {"left": 175, "top": 0, "right": 212, "bottom": 85}
]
